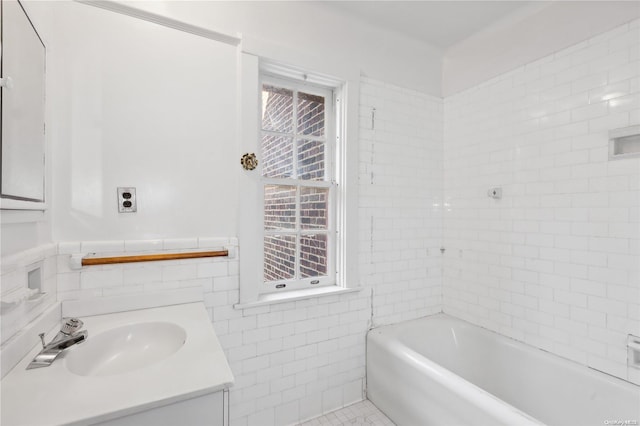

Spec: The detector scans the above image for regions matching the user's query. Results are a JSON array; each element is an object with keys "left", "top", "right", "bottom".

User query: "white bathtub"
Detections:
[{"left": 367, "top": 314, "right": 640, "bottom": 426}]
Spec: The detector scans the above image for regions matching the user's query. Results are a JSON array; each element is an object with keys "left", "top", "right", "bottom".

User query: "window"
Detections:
[
  {"left": 237, "top": 54, "right": 357, "bottom": 307},
  {"left": 260, "top": 75, "right": 337, "bottom": 292}
]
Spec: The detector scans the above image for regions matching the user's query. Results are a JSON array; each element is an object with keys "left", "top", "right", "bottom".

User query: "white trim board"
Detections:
[{"left": 75, "top": 0, "right": 241, "bottom": 46}]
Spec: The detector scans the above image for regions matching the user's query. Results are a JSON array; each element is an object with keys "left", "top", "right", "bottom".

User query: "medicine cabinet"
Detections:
[{"left": 0, "top": 0, "right": 46, "bottom": 210}]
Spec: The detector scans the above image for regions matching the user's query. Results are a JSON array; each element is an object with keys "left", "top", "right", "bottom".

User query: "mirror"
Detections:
[{"left": 0, "top": 0, "right": 46, "bottom": 207}]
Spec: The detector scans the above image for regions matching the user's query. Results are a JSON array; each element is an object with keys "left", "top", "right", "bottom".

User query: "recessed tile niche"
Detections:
[{"left": 609, "top": 125, "right": 640, "bottom": 160}]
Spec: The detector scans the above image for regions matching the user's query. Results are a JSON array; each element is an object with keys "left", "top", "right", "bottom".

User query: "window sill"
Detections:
[{"left": 233, "top": 286, "right": 362, "bottom": 310}]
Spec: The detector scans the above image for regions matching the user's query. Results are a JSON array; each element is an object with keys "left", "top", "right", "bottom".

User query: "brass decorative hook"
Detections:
[{"left": 240, "top": 153, "right": 258, "bottom": 171}]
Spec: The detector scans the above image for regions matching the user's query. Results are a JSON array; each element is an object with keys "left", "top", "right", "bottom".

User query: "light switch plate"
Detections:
[{"left": 117, "top": 187, "right": 137, "bottom": 213}]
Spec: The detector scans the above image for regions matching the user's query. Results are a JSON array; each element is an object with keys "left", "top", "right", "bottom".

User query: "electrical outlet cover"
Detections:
[{"left": 117, "top": 187, "right": 137, "bottom": 213}]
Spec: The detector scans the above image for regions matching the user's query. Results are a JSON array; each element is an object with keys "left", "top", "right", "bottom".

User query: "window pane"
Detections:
[
  {"left": 262, "top": 134, "right": 293, "bottom": 178},
  {"left": 300, "top": 186, "right": 328, "bottom": 230},
  {"left": 297, "top": 139, "right": 325, "bottom": 181},
  {"left": 297, "top": 91, "right": 325, "bottom": 137},
  {"left": 300, "top": 234, "right": 327, "bottom": 278},
  {"left": 264, "top": 185, "right": 296, "bottom": 230},
  {"left": 262, "top": 85, "right": 293, "bottom": 133},
  {"left": 264, "top": 235, "right": 296, "bottom": 282}
]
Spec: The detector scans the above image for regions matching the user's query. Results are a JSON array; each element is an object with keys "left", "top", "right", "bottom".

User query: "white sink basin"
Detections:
[
  {"left": 2, "top": 303, "right": 234, "bottom": 426},
  {"left": 65, "top": 321, "right": 186, "bottom": 376}
]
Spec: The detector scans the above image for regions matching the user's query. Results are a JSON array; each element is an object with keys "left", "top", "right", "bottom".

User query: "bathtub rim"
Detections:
[
  {"left": 367, "top": 334, "right": 543, "bottom": 425},
  {"left": 367, "top": 312, "right": 639, "bottom": 389},
  {"left": 366, "top": 312, "right": 640, "bottom": 426}
]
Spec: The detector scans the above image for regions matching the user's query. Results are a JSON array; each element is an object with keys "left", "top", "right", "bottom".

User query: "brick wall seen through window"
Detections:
[{"left": 261, "top": 79, "right": 334, "bottom": 288}]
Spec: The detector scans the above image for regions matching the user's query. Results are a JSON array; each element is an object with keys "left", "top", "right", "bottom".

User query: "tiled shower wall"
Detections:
[
  {"left": 443, "top": 19, "right": 640, "bottom": 383},
  {"left": 358, "top": 77, "right": 443, "bottom": 326}
]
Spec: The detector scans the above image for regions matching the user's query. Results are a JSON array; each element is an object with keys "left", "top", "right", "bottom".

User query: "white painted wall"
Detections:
[
  {"left": 443, "top": 1, "right": 640, "bottom": 96},
  {"left": 1, "top": 213, "right": 50, "bottom": 255},
  {"left": 118, "top": 0, "right": 444, "bottom": 97},
  {"left": 39, "top": 0, "right": 445, "bottom": 242},
  {"left": 46, "top": 1, "right": 238, "bottom": 241}
]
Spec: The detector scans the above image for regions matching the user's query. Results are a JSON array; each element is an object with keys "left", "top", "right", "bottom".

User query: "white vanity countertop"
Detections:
[{"left": 1, "top": 303, "right": 234, "bottom": 426}]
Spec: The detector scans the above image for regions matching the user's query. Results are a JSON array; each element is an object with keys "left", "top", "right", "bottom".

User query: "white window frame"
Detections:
[
  {"left": 260, "top": 74, "right": 337, "bottom": 293},
  {"left": 237, "top": 53, "right": 359, "bottom": 308}
]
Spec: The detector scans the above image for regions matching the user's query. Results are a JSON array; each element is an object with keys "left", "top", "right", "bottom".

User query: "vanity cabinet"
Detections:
[{"left": 95, "top": 390, "right": 228, "bottom": 426}]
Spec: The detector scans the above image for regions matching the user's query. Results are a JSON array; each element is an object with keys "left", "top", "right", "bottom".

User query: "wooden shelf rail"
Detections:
[{"left": 81, "top": 250, "right": 229, "bottom": 266}]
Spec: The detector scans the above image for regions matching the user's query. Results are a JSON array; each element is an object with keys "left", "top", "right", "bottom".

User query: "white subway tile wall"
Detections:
[
  {"left": 55, "top": 237, "right": 368, "bottom": 426},
  {"left": 56, "top": 238, "right": 237, "bottom": 303},
  {"left": 443, "top": 19, "right": 640, "bottom": 384},
  {"left": 358, "top": 77, "right": 444, "bottom": 326},
  {"left": 1, "top": 244, "right": 58, "bottom": 346}
]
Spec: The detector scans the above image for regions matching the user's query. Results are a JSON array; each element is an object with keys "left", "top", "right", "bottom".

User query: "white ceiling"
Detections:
[{"left": 325, "top": 1, "right": 541, "bottom": 50}]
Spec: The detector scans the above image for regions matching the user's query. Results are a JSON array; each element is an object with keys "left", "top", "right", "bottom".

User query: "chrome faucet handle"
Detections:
[
  {"left": 60, "top": 317, "right": 83, "bottom": 335},
  {"left": 38, "top": 333, "right": 46, "bottom": 349}
]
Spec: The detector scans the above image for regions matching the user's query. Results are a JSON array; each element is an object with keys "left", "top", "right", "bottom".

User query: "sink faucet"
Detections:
[{"left": 26, "top": 318, "right": 88, "bottom": 370}]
